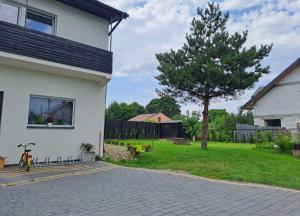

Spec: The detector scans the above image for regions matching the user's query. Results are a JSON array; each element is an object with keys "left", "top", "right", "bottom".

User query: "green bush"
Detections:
[
  {"left": 128, "top": 144, "right": 144, "bottom": 157},
  {"left": 257, "top": 131, "right": 273, "bottom": 143},
  {"left": 274, "top": 132, "right": 293, "bottom": 153},
  {"left": 293, "top": 132, "right": 300, "bottom": 144},
  {"left": 249, "top": 134, "right": 255, "bottom": 144},
  {"left": 144, "top": 144, "right": 152, "bottom": 152},
  {"left": 255, "top": 131, "right": 274, "bottom": 149}
]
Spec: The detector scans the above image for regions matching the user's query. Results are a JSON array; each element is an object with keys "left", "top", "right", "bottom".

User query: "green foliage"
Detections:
[
  {"left": 106, "top": 101, "right": 146, "bottom": 121},
  {"left": 293, "top": 132, "right": 300, "bottom": 144},
  {"left": 155, "top": 3, "right": 272, "bottom": 147},
  {"left": 80, "top": 143, "right": 94, "bottom": 152},
  {"left": 146, "top": 96, "right": 181, "bottom": 118},
  {"left": 207, "top": 109, "right": 254, "bottom": 142},
  {"left": 128, "top": 144, "right": 144, "bottom": 157},
  {"left": 274, "top": 132, "right": 293, "bottom": 153},
  {"left": 182, "top": 112, "right": 202, "bottom": 141},
  {"left": 255, "top": 131, "right": 274, "bottom": 149},
  {"left": 144, "top": 144, "right": 152, "bottom": 152}
]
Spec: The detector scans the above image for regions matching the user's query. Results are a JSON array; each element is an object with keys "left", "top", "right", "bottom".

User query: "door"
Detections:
[{"left": 0, "top": 92, "right": 3, "bottom": 124}]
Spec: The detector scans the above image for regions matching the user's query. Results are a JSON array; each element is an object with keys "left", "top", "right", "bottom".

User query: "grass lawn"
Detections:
[{"left": 105, "top": 139, "right": 300, "bottom": 190}]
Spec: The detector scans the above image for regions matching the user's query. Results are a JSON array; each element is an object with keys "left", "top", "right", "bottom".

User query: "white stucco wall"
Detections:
[
  {"left": 253, "top": 66, "right": 300, "bottom": 130},
  {"left": 0, "top": 65, "right": 106, "bottom": 164},
  {"left": 5, "top": 0, "right": 109, "bottom": 49}
]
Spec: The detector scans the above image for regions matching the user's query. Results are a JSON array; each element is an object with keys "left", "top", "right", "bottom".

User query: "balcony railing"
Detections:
[{"left": 0, "top": 21, "right": 112, "bottom": 74}]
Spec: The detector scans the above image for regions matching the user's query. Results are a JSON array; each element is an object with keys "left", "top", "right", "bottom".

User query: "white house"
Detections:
[
  {"left": 0, "top": 0, "right": 128, "bottom": 164},
  {"left": 243, "top": 58, "right": 300, "bottom": 132}
]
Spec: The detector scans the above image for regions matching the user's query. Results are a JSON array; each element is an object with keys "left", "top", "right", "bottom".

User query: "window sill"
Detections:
[{"left": 27, "top": 125, "right": 74, "bottom": 129}]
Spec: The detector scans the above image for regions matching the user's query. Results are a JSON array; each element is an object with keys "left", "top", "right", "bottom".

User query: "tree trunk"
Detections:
[{"left": 201, "top": 97, "right": 209, "bottom": 149}]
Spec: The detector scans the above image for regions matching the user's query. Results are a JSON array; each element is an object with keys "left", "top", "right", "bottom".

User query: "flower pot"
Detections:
[
  {"left": 292, "top": 144, "right": 300, "bottom": 156},
  {"left": 82, "top": 151, "right": 96, "bottom": 162},
  {"left": 0, "top": 157, "right": 5, "bottom": 170},
  {"left": 47, "top": 123, "right": 53, "bottom": 127}
]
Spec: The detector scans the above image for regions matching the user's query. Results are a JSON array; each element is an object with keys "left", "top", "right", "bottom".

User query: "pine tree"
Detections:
[{"left": 156, "top": 3, "right": 272, "bottom": 149}]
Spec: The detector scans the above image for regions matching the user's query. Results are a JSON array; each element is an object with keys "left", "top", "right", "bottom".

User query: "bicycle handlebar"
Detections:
[{"left": 18, "top": 143, "right": 36, "bottom": 148}]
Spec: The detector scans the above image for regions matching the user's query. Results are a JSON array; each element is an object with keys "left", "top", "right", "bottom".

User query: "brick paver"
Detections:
[{"left": 0, "top": 163, "right": 299, "bottom": 216}]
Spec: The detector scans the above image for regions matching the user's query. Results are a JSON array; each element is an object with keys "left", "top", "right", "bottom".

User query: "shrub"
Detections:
[
  {"left": 255, "top": 131, "right": 274, "bottom": 149},
  {"left": 293, "top": 132, "right": 300, "bottom": 144},
  {"left": 80, "top": 143, "right": 94, "bottom": 152},
  {"left": 95, "top": 155, "right": 101, "bottom": 161},
  {"left": 257, "top": 131, "right": 273, "bottom": 143},
  {"left": 274, "top": 132, "right": 293, "bottom": 153},
  {"left": 144, "top": 144, "right": 152, "bottom": 152},
  {"left": 249, "top": 134, "right": 255, "bottom": 144},
  {"left": 127, "top": 143, "right": 132, "bottom": 151},
  {"left": 128, "top": 144, "right": 144, "bottom": 157}
]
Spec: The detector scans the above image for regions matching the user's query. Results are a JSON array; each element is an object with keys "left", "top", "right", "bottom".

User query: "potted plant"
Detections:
[
  {"left": 47, "top": 116, "right": 55, "bottom": 126},
  {"left": 0, "top": 156, "right": 6, "bottom": 170},
  {"left": 80, "top": 142, "right": 95, "bottom": 162}
]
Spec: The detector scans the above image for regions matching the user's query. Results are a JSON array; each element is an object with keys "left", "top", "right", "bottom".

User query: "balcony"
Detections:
[{"left": 0, "top": 21, "right": 112, "bottom": 75}]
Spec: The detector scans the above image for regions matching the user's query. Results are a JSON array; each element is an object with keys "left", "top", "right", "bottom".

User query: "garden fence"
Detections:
[{"left": 104, "top": 120, "right": 188, "bottom": 140}]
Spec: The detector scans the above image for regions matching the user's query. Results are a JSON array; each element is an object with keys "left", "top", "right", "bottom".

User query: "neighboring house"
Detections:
[
  {"left": 243, "top": 58, "right": 300, "bottom": 132},
  {"left": 0, "top": 0, "right": 128, "bottom": 164},
  {"left": 128, "top": 113, "right": 174, "bottom": 123}
]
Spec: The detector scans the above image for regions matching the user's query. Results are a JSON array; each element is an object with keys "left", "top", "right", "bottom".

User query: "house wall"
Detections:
[
  {"left": 0, "top": 65, "right": 106, "bottom": 164},
  {"left": 253, "top": 66, "right": 300, "bottom": 131},
  {"left": 4, "top": 0, "right": 109, "bottom": 49}
]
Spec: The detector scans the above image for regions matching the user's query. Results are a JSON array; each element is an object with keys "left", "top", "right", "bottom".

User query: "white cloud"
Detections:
[
  {"left": 220, "top": 0, "right": 268, "bottom": 10},
  {"left": 102, "top": 0, "right": 300, "bottom": 113}
]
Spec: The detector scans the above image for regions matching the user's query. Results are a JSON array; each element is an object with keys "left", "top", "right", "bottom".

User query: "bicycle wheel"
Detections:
[{"left": 26, "top": 159, "right": 30, "bottom": 172}]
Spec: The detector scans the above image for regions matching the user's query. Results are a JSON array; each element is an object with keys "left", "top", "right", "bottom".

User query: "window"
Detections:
[
  {"left": 265, "top": 119, "right": 281, "bottom": 127},
  {"left": 26, "top": 10, "right": 54, "bottom": 34},
  {"left": 0, "top": 2, "right": 19, "bottom": 24},
  {"left": 28, "top": 96, "right": 74, "bottom": 127}
]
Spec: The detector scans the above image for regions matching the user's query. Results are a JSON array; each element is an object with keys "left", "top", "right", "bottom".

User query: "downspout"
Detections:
[{"left": 102, "top": 15, "right": 113, "bottom": 157}]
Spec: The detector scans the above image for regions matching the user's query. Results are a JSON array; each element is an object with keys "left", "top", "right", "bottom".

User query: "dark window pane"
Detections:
[
  {"left": 265, "top": 119, "right": 281, "bottom": 127},
  {"left": 28, "top": 96, "right": 49, "bottom": 125},
  {"left": 26, "top": 11, "right": 54, "bottom": 34},
  {"left": 0, "top": 3, "right": 19, "bottom": 24},
  {"left": 49, "top": 99, "right": 73, "bottom": 126}
]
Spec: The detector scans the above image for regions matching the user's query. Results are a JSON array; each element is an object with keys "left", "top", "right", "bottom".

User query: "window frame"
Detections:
[
  {"left": 25, "top": 8, "right": 56, "bottom": 35},
  {"left": 27, "top": 95, "right": 75, "bottom": 129},
  {"left": 0, "top": 0, "right": 21, "bottom": 25}
]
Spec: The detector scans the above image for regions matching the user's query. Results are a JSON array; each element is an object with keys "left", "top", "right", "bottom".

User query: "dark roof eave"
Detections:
[
  {"left": 56, "top": 0, "right": 129, "bottom": 24},
  {"left": 242, "top": 57, "right": 300, "bottom": 110}
]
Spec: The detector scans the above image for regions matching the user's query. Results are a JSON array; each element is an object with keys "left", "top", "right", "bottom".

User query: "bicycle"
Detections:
[{"left": 18, "top": 143, "right": 35, "bottom": 172}]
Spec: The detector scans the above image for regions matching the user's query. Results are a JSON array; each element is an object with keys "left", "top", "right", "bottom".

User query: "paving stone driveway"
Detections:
[{"left": 0, "top": 163, "right": 299, "bottom": 216}]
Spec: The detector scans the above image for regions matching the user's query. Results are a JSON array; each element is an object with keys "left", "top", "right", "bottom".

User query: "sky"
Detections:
[{"left": 102, "top": 0, "right": 300, "bottom": 114}]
